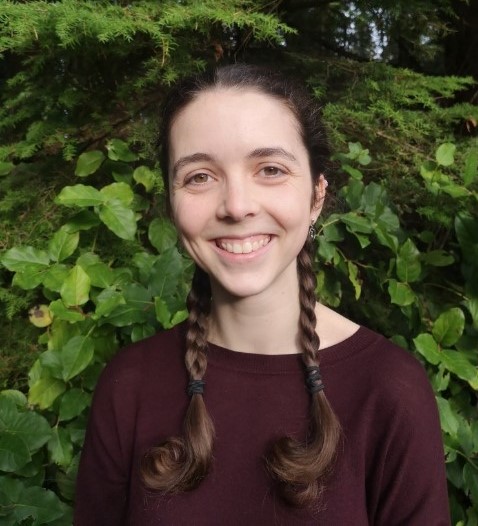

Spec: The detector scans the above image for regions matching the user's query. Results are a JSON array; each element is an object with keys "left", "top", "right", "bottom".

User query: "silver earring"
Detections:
[{"left": 308, "top": 223, "right": 317, "bottom": 239}]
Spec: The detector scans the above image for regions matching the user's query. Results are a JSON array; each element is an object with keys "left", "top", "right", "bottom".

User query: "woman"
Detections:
[{"left": 74, "top": 65, "right": 450, "bottom": 525}]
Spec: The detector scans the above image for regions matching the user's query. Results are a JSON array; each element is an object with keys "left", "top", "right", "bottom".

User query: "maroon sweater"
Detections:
[{"left": 74, "top": 324, "right": 450, "bottom": 525}]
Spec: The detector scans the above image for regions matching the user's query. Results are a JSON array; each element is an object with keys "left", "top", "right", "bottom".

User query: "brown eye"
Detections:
[
  {"left": 187, "top": 173, "right": 210, "bottom": 185},
  {"left": 261, "top": 166, "right": 284, "bottom": 177}
]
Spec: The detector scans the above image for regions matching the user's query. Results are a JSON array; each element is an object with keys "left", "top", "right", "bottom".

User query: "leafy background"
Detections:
[{"left": 0, "top": 0, "right": 477, "bottom": 524}]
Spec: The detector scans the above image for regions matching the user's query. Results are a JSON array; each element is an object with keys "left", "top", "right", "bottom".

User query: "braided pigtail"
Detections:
[
  {"left": 141, "top": 266, "right": 215, "bottom": 492},
  {"left": 265, "top": 236, "right": 341, "bottom": 507}
]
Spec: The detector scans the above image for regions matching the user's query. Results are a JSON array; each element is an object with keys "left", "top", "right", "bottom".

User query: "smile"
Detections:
[{"left": 216, "top": 235, "right": 271, "bottom": 254}]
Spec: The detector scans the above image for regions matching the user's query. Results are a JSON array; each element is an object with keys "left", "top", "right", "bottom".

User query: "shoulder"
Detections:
[{"left": 94, "top": 323, "right": 186, "bottom": 396}]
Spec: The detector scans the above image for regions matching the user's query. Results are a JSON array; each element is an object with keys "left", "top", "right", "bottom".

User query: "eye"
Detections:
[
  {"left": 185, "top": 172, "right": 212, "bottom": 185},
  {"left": 259, "top": 165, "right": 286, "bottom": 178}
]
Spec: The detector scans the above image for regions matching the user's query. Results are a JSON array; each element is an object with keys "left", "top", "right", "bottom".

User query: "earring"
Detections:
[{"left": 308, "top": 223, "right": 317, "bottom": 239}]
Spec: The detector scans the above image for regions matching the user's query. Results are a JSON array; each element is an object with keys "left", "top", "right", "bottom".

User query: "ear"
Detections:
[{"left": 310, "top": 174, "right": 328, "bottom": 223}]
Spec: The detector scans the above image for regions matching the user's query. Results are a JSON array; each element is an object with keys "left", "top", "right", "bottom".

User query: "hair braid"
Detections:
[
  {"left": 265, "top": 237, "right": 341, "bottom": 507},
  {"left": 141, "top": 266, "right": 215, "bottom": 492}
]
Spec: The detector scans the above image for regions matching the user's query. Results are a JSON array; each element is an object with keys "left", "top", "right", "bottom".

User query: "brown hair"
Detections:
[{"left": 141, "top": 64, "right": 341, "bottom": 506}]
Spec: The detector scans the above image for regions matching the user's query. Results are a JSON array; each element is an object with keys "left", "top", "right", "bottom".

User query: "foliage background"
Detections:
[{"left": 0, "top": 0, "right": 477, "bottom": 524}]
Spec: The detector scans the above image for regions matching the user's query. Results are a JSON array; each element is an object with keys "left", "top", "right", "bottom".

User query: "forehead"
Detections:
[{"left": 169, "top": 88, "right": 305, "bottom": 162}]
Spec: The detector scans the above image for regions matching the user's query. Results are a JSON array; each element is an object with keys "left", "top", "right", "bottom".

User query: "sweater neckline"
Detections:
[{"left": 202, "top": 326, "right": 379, "bottom": 373}]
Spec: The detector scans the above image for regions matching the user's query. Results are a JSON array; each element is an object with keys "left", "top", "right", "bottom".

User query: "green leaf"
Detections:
[
  {"left": 29, "top": 378, "right": 66, "bottom": 410},
  {"left": 43, "top": 264, "right": 71, "bottom": 292},
  {"left": 347, "top": 260, "right": 361, "bottom": 299},
  {"left": 75, "top": 150, "right": 105, "bottom": 177},
  {"left": 131, "top": 324, "right": 156, "bottom": 343},
  {"left": 0, "top": 161, "right": 15, "bottom": 176},
  {"left": 8, "top": 485, "right": 67, "bottom": 524},
  {"left": 12, "top": 267, "right": 48, "bottom": 290},
  {"left": 421, "top": 250, "right": 454, "bottom": 267},
  {"left": 436, "top": 396, "right": 459, "bottom": 436},
  {"left": 60, "top": 336, "right": 95, "bottom": 382},
  {"left": 59, "top": 389, "right": 91, "bottom": 422},
  {"left": 48, "top": 227, "right": 79, "bottom": 262},
  {"left": 441, "top": 350, "right": 478, "bottom": 389},
  {"left": 1, "top": 246, "right": 49, "bottom": 272},
  {"left": 49, "top": 299, "right": 85, "bottom": 322},
  {"left": 106, "top": 138, "right": 138, "bottom": 162},
  {"left": 133, "top": 165, "right": 157, "bottom": 191},
  {"left": 436, "top": 143, "right": 456, "bottom": 167},
  {"left": 465, "top": 298, "right": 478, "bottom": 330},
  {"left": 84, "top": 262, "right": 115, "bottom": 288},
  {"left": 0, "top": 432, "right": 31, "bottom": 471},
  {"left": 432, "top": 308, "right": 465, "bottom": 346},
  {"left": 396, "top": 239, "right": 421, "bottom": 282},
  {"left": 455, "top": 212, "right": 478, "bottom": 263},
  {"left": 39, "top": 350, "right": 63, "bottom": 379},
  {"left": 100, "top": 182, "right": 134, "bottom": 206},
  {"left": 98, "top": 199, "right": 137, "bottom": 240},
  {"left": 56, "top": 184, "right": 105, "bottom": 207},
  {"left": 148, "top": 217, "right": 178, "bottom": 252},
  {"left": 155, "top": 297, "right": 172, "bottom": 328},
  {"left": 413, "top": 333, "right": 442, "bottom": 365},
  {"left": 106, "top": 284, "right": 152, "bottom": 327},
  {"left": 64, "top": 210, "right": 101, "bottom": 231},
  {"left": 0, "top": 390, "right": 27, "bottom": 408},
  {"left": 48, "top": 427, "right": 73, "bottom": 468},
  {"left": 388, "top": 279, "right": 415, "bottom": 306},
  {"left": 61, "top": 265, "right": 91, "bottom": 306},
  {"left": 463, "top": 464, "right": 478, "bottom": 504},
  {"left": 148, "top": 248, "right": 183, "bottom": 300},
  {"left": 341, "top": 212, "right": 373, "bottom": 234},
  {"left": 94, "top": 288, "right": 125, "bottom": 317},
  {"left": 463, "top": 149, "right": 478, "bottom": 186},
  {"left": 342, "top": 164, "right": 363, "bottom": 180}
]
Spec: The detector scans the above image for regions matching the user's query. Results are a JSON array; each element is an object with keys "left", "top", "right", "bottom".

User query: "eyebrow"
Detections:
[
  {"left": 247, "top": 147, "right": 297, "bottom": 163},
  {"left": 172, "top": 147, "right": 297, "bottom": 177},
  {"left": 172, "top": 153, "right": 216, "bottom": 177}
]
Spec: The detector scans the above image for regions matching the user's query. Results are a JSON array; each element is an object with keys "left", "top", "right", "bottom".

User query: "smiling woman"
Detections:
[{"left": 74, "top": 65, "right": 450, "bottom": 525}]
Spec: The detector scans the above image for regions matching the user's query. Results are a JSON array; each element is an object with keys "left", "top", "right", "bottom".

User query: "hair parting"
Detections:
[
  {"left": 264, "top": 236, "right": 341, "bottom": 507},
  {"left": 141, "top": 266, "right": 215, "bottom": 492}
]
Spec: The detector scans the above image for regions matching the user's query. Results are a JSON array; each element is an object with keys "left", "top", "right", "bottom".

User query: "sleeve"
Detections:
[
  {"left": 370, "top": 354, "right": 451, "bottom": 526},
  {"left": 74, "top": 349, "right": 140, "bottom": 526}
]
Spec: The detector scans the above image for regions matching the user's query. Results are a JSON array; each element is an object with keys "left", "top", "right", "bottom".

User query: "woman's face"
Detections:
[{"left": 169, "top": 88, "right": 324, "bottom": 301}]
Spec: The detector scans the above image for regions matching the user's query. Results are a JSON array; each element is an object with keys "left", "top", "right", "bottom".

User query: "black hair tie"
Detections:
[
  {"left": 305, "top": 365, "right": 324, "bottom": 394},
  {"left": 187, "top": 379, "right": 205, "bottom": 396}
]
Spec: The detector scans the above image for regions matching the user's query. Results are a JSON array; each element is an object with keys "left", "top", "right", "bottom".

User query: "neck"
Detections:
[{"left": 208, "top": 279, "right": 303, "bottom": 355}]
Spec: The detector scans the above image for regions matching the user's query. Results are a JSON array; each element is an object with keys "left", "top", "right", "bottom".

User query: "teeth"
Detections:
[{"left": 218, "top": 236, "right": 270, "bottom": 254}]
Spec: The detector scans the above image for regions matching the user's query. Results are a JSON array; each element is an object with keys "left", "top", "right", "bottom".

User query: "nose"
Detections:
[{"left": 216, "top": 176, "right": 260, "bottom": 221}]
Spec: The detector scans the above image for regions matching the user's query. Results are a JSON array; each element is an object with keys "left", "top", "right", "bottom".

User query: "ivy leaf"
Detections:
[
  {"left": 48, "top": 226, "right": 79, "bottom": 262},
  {"left": 1, "top": 246, "right": 49, "bottom": 273},
  {"left": 106, "top": 138, "right": 138, "bottom": 162},
  {"left": 436, "top": 143, "right": 456, "bottom": 167},
  {"left": 75, "top": 150, "right": 105, "bottom": 177},
  {"left": 56, "top": 184, "right": 105, "bottom": 207},
  {"left": 148, "top": 217, "right": 177, "bottom": 252},
  {"left": 98, "top": 199, "right": 137, "bottom": 240},
  {"left": 432, "top": 308, "right": 465, "bottom": 347},
  {"left": 388, "top": 279, "right": 415, "bottom": 306},
  {"left": 413, "top": 333, "right": 442, "bottom": 365},
  {"left": 133, "top": 165, "right": 157, "bottom": 191},
  {"left": 396, "top": 239, "right": 421, "bottom": 282},
  {"left": 61, "top": 265, "right": 91, "bottom": 306},
  {"left": 60, "top": 335, "right": 95, "bottom": 382},
  {"left": 28, "top": 377, "right": 66, "bottom": 410},
  {"left": 58, "top": 389, "right": 91, "bottom": 422}
]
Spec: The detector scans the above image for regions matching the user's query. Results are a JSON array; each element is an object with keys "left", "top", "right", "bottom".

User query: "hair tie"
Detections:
[
  {"left": 305, "top": 366, "right": 324, "bottom": 394},
  {"left": 187, "top": 379, "right": 205, "bottom": 396}
]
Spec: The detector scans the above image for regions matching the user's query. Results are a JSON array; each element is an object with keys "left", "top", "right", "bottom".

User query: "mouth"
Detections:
[{"left": 215, "top": 235, "right": 271, "bottom": 255}]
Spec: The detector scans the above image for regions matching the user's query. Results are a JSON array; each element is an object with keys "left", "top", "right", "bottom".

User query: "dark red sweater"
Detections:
[{"left": 74, "top": 324, "right": 450, "bottom": 525}]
